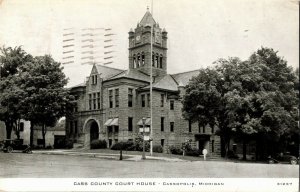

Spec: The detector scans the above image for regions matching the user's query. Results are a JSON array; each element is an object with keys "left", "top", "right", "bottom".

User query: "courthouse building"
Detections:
[{"left": 67, "top": 10, "right": 221, "bottom": 156}]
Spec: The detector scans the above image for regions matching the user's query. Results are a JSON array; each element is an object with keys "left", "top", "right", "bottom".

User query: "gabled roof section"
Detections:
[
  {"left": 143, "top": 74, "right": 178, "bottom": 92},
  {"left": 107, "top": 69, "right": 150, "bottom": 82},
  {"left": 68, "top": 82, "right": 86, "bottom": 89},
  {"left": 171, "top": 69, "right": 201, "bottom": 86},
  {"left": 140, "top": 10, "right": 156, "bottom": 26},
  {"left": 95, "top": 65, "right": 124, "bottom": 80}
]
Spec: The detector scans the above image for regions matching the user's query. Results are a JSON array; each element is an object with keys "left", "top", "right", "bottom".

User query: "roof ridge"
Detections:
[
  {"left": 169, "top": 74, "right": 179, "bottom": 85},
  {"left": 96, "top": 64, "right": 124, "bottom": 71},
  {"left": 171, "top": 69, "right": 201, "bottom": 76},
  {"left": 108, "top": 70, "right": 127, "bottom": 79}
]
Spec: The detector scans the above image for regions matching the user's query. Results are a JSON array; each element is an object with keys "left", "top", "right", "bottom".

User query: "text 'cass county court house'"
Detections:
[{"left": 67, "top": 10, "right": 221, "bottom": 156}]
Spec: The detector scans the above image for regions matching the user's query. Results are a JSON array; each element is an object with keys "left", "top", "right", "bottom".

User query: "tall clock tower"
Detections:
[{"left": 128, "top": 9, "right": 168, "bottom": 77}]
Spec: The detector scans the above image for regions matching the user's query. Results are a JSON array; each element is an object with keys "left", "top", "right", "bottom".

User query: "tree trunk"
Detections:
[
  {"left": 15, "top": 120, "right": 20, "bottom": 140},
  {"left": 242, "top": 140, "right": 247, "bottom": 160},
  {"left": 5, "top": 121, "right": 13, "bottom": 139},
  {"left": 42, "top": 124, "right": 46, "bottom": 148},
  {"left": 119, "top": 150, "right": 123, "bottom": 160},
  {"left": 30, "top": 122, "right": 34, "bottom": 147}
]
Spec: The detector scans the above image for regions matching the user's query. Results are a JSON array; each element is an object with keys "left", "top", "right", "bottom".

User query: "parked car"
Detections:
[
  {"left": 1, "top": 139, "right": 32, "bottom": 153},
  {"left": 268, "top": 153, "right": 298, "bottom": 165}
]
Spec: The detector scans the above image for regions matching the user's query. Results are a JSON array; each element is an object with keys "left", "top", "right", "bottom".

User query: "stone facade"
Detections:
[{"left": 67, "top": 10, "right": 221, "bottom": 157}]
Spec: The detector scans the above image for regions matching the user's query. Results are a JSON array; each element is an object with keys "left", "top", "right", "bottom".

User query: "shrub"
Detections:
[
  {"left": 46, "top": 145, "right": 53, "bottom": 149},
  {"left": 186, "top": 148, "right": 201, "bottom": 156},
  {"left": 134, "top": 136, "right": 150, "bottom": 152},
  {"left": 153, "top": 145, "right": 163, "bottom": 153},
  {"left": 111, "top": 140, "right": 135, "bottom": 151},
  {"left": 90, "top": 140, "right": 107, "bottom": 149},
  {"left": 169, "top": 145, "right": 183, "bottom": 155},
  {"left": 65, "top": 139, "right": 74, "bottom": 149}
]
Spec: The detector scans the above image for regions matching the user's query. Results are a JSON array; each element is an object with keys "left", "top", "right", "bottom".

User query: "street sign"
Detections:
[
  {"left": 139, "top": 127, "right": 150, "bottom": 133},
  {"left": 143, "top": 136, "right": 150, "bottom": 141}
]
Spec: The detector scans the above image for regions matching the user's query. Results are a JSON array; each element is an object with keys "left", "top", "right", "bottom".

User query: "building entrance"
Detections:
[{"left": 90, "top": 121, "right": 99, "bottom": 142}]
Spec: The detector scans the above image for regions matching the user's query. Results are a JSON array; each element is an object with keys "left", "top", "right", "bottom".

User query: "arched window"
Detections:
[
  {"left": 137, "top": 54, "right": 141, "bottom": 67},
  {"left": 133, "top": 55, "right": 136, "bottom": 68},
  {"left": 142, "top": 52, "right": 145, "bottom": 65},
  {"left": 159, "top": 55, "right": 163, "bottom": 68},
  {"left": 152, "top": 52, "right": 155, "bottom": 67},
  {"left": 155, "top": 54, "right": 159, "bottom": 67}
]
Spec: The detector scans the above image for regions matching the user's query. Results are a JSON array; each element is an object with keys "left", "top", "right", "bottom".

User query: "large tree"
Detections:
[
  {"left": 17, "top": 55, "right": 73, "bottom": 147},
  {"left": 182, "top": 47, "right": 299, "bottom": 159},
  {"left": 0, "top": 46, "right": 33, "bottom": 139}
]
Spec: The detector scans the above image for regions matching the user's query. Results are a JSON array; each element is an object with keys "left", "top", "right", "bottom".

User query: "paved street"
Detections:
[{"left": 0, "top": 153, "right": 298, "bottom": 178}]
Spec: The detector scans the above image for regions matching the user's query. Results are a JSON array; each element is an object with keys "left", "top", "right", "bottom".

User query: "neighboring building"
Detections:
[
  {"left": 67, "top": 10, "right": 221, "bottom": 156},
  {"left": 0, "top": 120, "right": 65, "bottom": 147}
]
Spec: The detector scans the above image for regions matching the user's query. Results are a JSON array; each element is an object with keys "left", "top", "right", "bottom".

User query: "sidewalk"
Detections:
[{"left": 33, "top": 149, "right": 188, "bottom": 162}]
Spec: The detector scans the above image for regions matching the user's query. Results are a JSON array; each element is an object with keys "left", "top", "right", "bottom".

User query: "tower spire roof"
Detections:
[{"left": 140, "top": 8, "right": 156, "bottom": 26}]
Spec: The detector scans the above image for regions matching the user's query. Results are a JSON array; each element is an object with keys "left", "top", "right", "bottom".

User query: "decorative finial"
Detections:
[{"left": 147, "top": 6, "right": 149, "bottom": 11}]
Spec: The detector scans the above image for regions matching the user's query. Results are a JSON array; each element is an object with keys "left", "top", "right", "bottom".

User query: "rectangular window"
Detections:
[
  {"left": 159, "top": 56, "right": 163, "bottom": 68},
  {"left": 147, "top": 93, "right": 150, "bottom": 107},
  {"left": 19, "top": 122, "right": 24, "bottom": 132},
  {"left": 212, "top": 140, "right": 215, "bottom": 152},
  {"left": 109, "top": 90, "right": 113, "bottom": 108},
  {"left": 161, "top": 139, "right": 165, "bottom": 147},
  {"left": 128, "top": 117, "right": 133, "bottom": 131},
  {"left": 128, "top": 88, "right": 133, "bottom": 107},
  {"left": 170, "top": 122, "right": 174, "bottom": 132},
  {"left": 211, "top": 125, "right": 214, "bottom": 134},
  {"left": 89, "top": 94, "right": 92, "bottom": 110},
  {"left": 74, "top": 121, "right": 78, "bottom": 134},
  {"left": 141, "top": 94, "right": 145, "bottom": 107},
  {"left": 160, "top": 94, "right": 164, "bottom": 107},
  {"left": 114, "top": 126, "right": 119, "bottom": 133},
  {"left": 97, "top": 92, "right": 100, "bottom": 109},
  {"left": 188, "top": 120, "right": 192, "bottom": 132},
  {"left": 93, "top": 93, "right": 96, "bottom": 110},
  {"left": 115, "top": 89, "right": 119, "bottom": 108},
  {"left": 152, "top": 54, "right": 155, "bottom": 66},
  {"left": 203, "top": 125, "right": 206, "bottom": 133},
  {"left": 170, "top": 100, "right": 174, "bottom": 110},
  {"left": 198, "top": 121, "right": 201, "bottom": 133},
  {"left": 108, "top": 126, "right": 113, "bottom": 133},
  {"left": 92, "top": 75, "right": 97, "bottom": 85},
  {"left": 161, "top": 117, "right": 164, "bottom": 131}
]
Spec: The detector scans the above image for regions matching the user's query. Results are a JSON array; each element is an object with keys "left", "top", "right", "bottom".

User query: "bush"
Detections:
[
  {"left": 185, "top": 148, "right": 201, "bottom": 156},
  {"left": 46, "top": 145, "right": 53, "bottom": 149},
  {"left": 134, "top": 136, "right": 150, "bottom": 152},
  {"left": 227, "top": 150, "right": 239, "bottom": 159},
  {"left": 169, "top": 145, "right": 183, "bottom": 155},
  {"left": 111, "top": 140, "right": 135, "bottom": 151},
  {"left": 65, "top": 139, "right": 74, "bottom": 149},
  {"left": 90, "top": 140, "right": 107, "bottom": 149},
  {"left": 153, "top": 145, "right": 163, "bottom": 153}
]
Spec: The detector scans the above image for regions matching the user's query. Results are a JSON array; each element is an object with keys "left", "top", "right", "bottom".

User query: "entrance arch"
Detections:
[
  {"left": 82, "top": 118, "right": 100, "bottom": 148},
  {"left": 90, "top": 121, "right": 99, "bottom": 142}
]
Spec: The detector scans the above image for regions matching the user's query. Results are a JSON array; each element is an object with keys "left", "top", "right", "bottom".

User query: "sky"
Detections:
[{"left": 0, "top": 0, "right": 298, "bottom": 87}]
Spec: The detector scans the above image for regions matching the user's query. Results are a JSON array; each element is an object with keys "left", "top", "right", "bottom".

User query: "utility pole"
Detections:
[{"left": 149, "top": 0, "right": 154, "bottom": 156}]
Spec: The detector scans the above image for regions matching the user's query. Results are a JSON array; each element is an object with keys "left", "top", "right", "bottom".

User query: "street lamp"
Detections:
[{"left": 142, "top": 117, "right": 146, "bottom": 160}]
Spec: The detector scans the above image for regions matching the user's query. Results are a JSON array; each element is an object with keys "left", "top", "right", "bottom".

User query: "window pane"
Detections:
[
  {"left": 161, "top": 117, "right": 164, "bottom": 131},
  {"left": 160, "top": 94, "right": 164, "bottom": 107},
  {"left": 142, "top": 94, "right": 145, "bottom": 107},
  {"left": 128, "top": 117, "right": 133, "bottom": 131},
  {"left": 170, "top": 100, "right": 174, "bottom": 110},
  {"left": 147, "top": 93, "right": 150, "bottom": 107},
  {"left": 170, "top": 122, "right": 174, "bottom": 132}
]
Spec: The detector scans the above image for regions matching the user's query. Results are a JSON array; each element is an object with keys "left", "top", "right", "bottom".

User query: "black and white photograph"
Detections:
[{"left": 0, "top": 0, "right": 299, "bottom": 191}]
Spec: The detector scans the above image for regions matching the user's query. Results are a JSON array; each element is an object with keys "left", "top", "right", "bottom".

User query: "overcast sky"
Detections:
[{"left": 0, "top": 0, "right": 298, "bottom": 87}]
